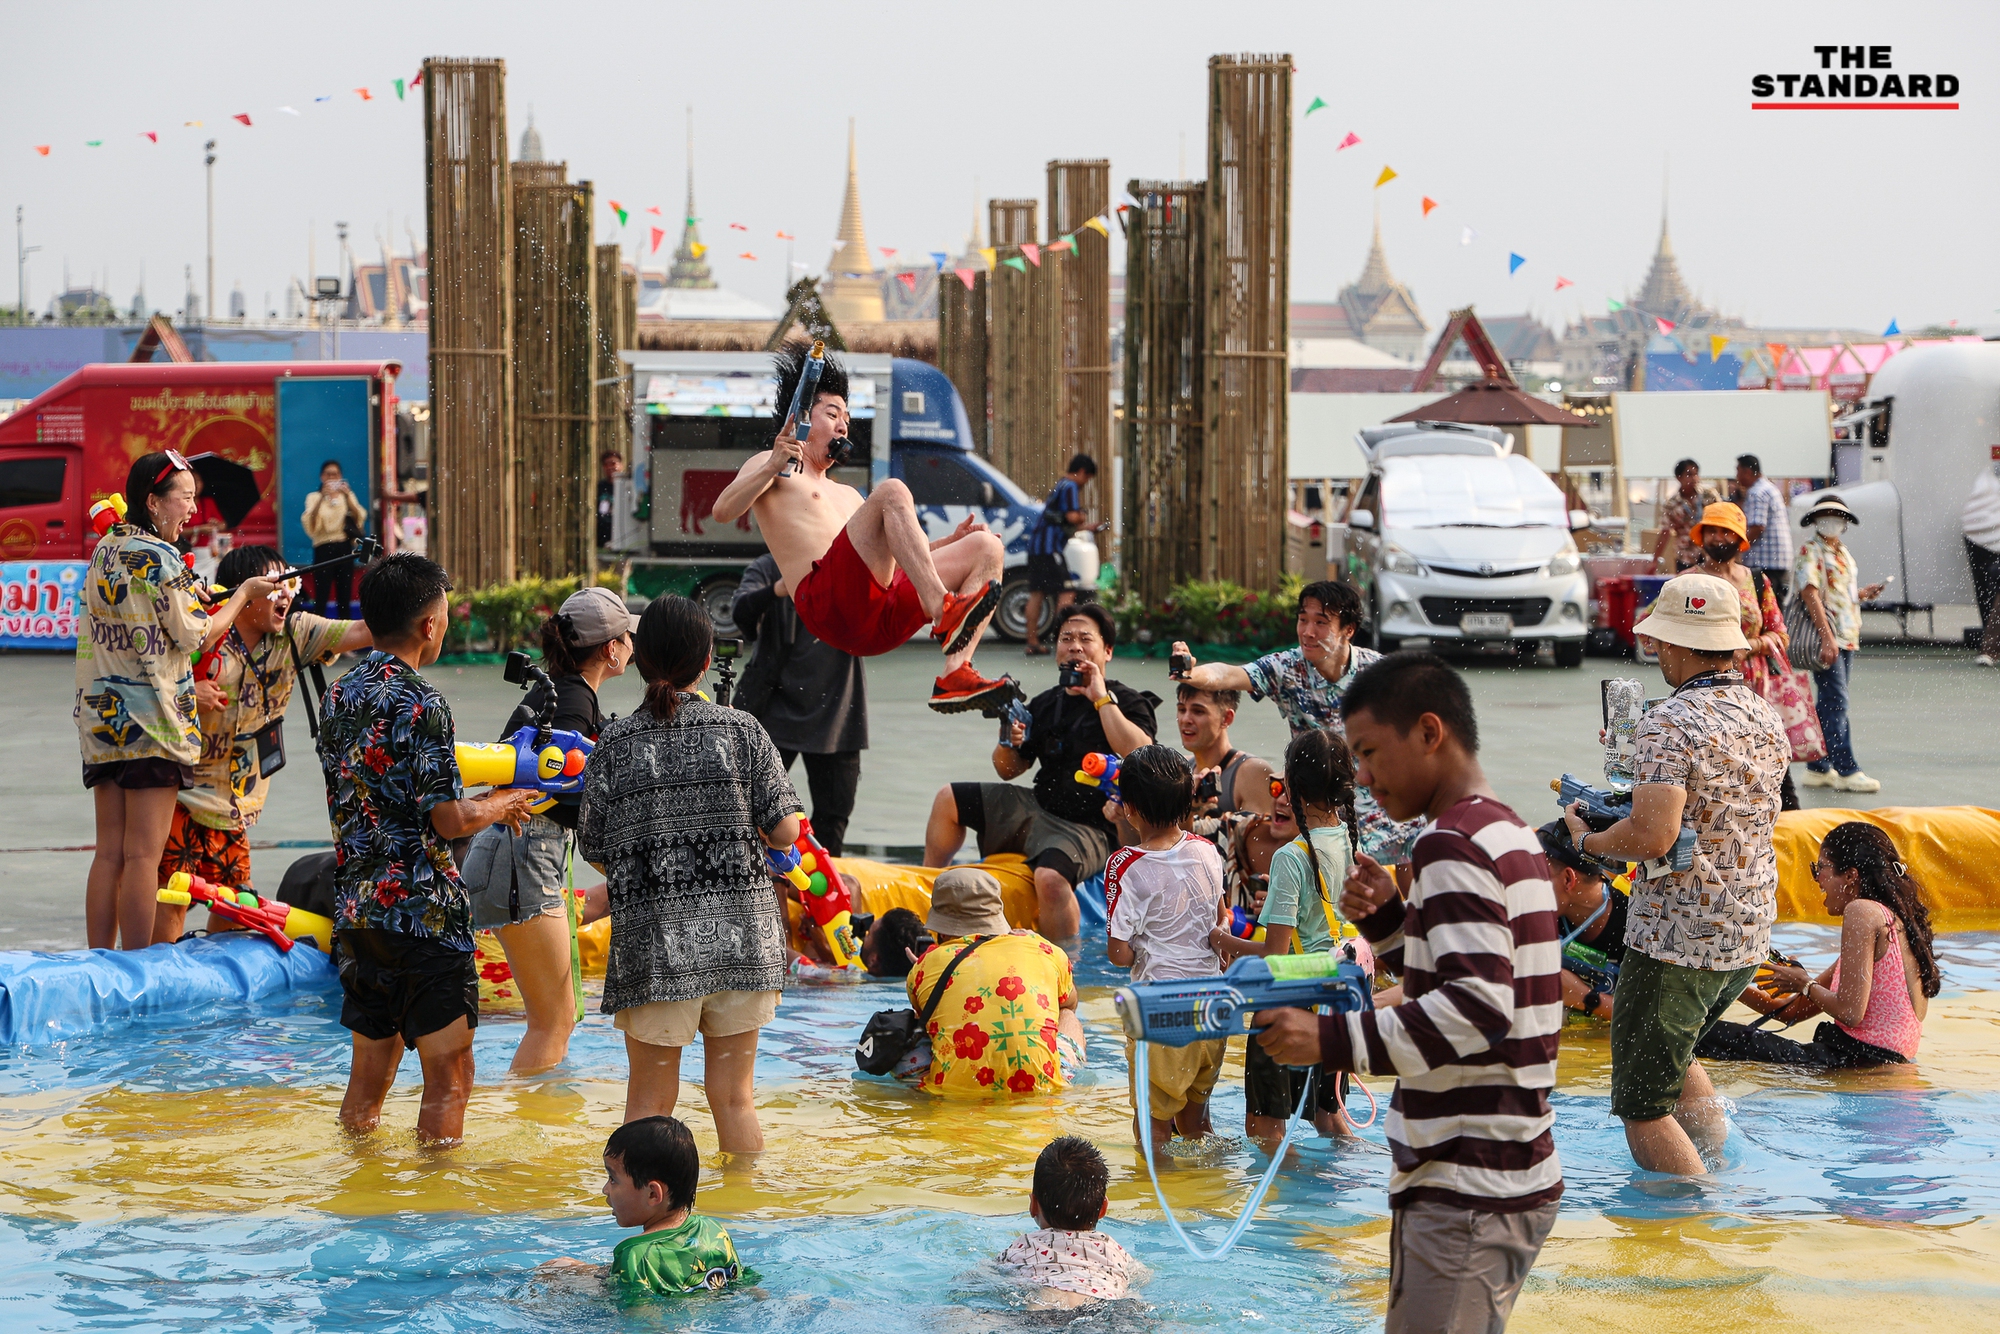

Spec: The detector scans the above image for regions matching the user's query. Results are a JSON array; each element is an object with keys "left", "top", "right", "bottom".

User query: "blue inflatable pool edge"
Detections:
[{"left": 0, "top": 934, "right": 338, "bottom": 1045}]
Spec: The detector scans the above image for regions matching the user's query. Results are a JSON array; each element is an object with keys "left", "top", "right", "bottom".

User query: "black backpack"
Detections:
[{"left": 854, "top": 935, "right": 994, "bottom": 1076}]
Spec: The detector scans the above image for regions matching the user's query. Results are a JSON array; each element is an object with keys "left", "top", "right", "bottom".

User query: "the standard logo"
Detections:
[{"left": 1752, "top": 46, "right": 1958, "bottom": 109}]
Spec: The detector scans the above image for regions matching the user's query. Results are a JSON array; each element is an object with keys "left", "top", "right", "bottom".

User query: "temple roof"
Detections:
[
  {"left": 827, "top": 119, "right": 874, "bottom": 277},
  {"left": 667, "top": 107, "right": 716, "bottom": 289}
]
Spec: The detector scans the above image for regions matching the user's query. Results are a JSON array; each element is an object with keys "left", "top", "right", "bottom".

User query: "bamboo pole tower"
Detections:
[
  {"left": 422, "top": 58, "right": 515, "bottom": 587},
  {"left": 594, "top": 242, "right": 633, "bottom": 466},
  {"left": 1122, "top": 181, "right": 1207, "bottom": 605},
  {"left": 511, "top": 164, "right": 597, "bottom": 579},
  {"left": 1047, "top": 160, "right": 1112, "bottom": 476},
  {"left": 938, "top": 267, "right": 989, "bottom": 456},
  {"left": 1203, "top": 53, "right": 1292, "bottom": 589},
  {"left": 986, "top": 198, "right": 1069, "bottom": 498}
]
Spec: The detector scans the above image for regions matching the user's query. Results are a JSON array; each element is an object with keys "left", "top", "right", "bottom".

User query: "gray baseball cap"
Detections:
[{"left": 558, "top": 584, "right": 639, "bottom": 649}]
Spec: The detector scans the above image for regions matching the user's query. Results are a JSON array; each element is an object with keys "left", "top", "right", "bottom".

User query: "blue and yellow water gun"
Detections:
[{"left": 1075, "top": 751, "right": 1122, "bottom": 801}]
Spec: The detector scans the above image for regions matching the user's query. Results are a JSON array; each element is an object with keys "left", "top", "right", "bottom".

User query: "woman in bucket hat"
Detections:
[
  {"left": 1793, "top": 495, "right": 1888, "bottom": 794},
  {"left": 1692, "top": 502, "right": 1797, "bottom": 808}
]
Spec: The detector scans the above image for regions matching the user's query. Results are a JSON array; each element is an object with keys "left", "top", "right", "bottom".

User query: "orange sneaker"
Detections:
[
  {"left": 929, "top": 664, "right": 1024, "bottom": 715},
  {"left": 930, "top": 579, "right": 1001, "bottom": 655}
]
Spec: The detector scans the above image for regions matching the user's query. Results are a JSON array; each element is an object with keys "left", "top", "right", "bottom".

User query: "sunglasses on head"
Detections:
[{"left": 153, "top": 449, "right": 191, "bottom": 487}]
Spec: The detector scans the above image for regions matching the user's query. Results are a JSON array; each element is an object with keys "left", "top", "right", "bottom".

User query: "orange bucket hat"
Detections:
[{"left": 1691, "top": 501, "right": 1749, "bottom": 554}]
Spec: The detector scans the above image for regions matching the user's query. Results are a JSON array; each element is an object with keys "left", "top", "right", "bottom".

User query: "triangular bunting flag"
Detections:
[
  {"left": 1883, "top": 319, "right": 1900, "bottom": 336},
  {"left": 880, "top": 246, "right": 898, "bottom": 258},
  {"left": 898, "top": 271, "right": 917, "bottom": 291},
  {"left": 929, "top": 251, "right": 949, "bottom": 270},
  {"left": 354, "top": 88, "right": 373, "bottom": 101},
  {"left": 775, "top": 230, "right": 795, "bottom": 240},
  {"left": 955, "top": 268, "right": 977, "bottom": 290},
  {"left": 86, "top": 139, "right": 102, "bottom": 147},
  {"left": 33, "top": 145, "right": 50, "bottom": 155},
  {"left": 979, "top": 247, "right": 997, "bottom": 268},
  {"left": 412, "top": 69, "right": 424, "bottom": 87},
  {"left": 394, "top": 79, "right": 406, "bottom": 101},
  {"left": 729, "top": 222, "right": 748, "bottom": 231},
  {"left": 738, "top": 252, "right": 758, "bottom": 261},
  {"left": 649, "top": 227, "right": 665, "bottom": 253},
  {"left": 141, "top": 131, "right": 157, "bottom": 143},
  {"left": 1374, "top": 165, "right": 1396, "bottom": 188},
  {"left": 314, "top": 96, "right": 331, "bottom": 104},
  {"left": 1607, "top": 298, "right": 1624, "bottom": 311},
  {"left": 1655, "top": 317, "right": 1676, "bottom": 333},
  {"left": 1002, "top": 256, "right": 1027, "bottom": 272},
  {"left": 279, "top": 106, "right": 300, "bottom": 116},
  {"left": 232, "top": 113, "right": 252, "bottom": 126},
  {"left": 1021, "top": 243, "right": 1041, "bottom": 266},
  {"left": 613, "top": 205, "right": 628, "bottom": 227},
  {"left": 1305, "top": 97, "right": 1328, "bottom": 116},
  {"left": 1554, "top": 276, "right": 1573, "bottom": 291},
  {"left": 645, "top": 206, "right": 662, "bottom": 216},
  {"left": 1336, "top": 131, "right": 1359, "bottom": 151},
  {"left": 186, "top": 119, "right": 204, "bottom": 126},
  {"left": 1421, "top": 196, "right": 1437, "bottom": 217},
  {"left": 1765, "top": 342, "right": 1788, "bottom": 364},
  {"left": 690, "top": 243, "right": 707, "bottom": 258},
  {"left": 1709, "top": 335, "right": 1731, "bottom": 361},
  {"left": 1084, "top": 215, "right": 1111, "bottom": 237},
  {"left": 1049, "top": 236, "right": 1074, "bottom": 254},
  {"left": 1509, "top": 253, "right": 1526, "bottom": 275}
]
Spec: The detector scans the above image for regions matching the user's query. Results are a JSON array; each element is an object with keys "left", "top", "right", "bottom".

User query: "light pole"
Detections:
[
  {"left": 204, "top": 139, "right": 217, "bottom": 325},
  {"left": 16, "top": 206, "right": 40, "bottom": 322}
]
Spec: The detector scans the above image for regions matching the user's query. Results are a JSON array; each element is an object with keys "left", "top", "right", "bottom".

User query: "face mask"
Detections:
[
  {"left": 1816, "top": 517, "right": 1849, "bottom": 539},
  {"left": 1703, "top": 541, "right": 1740, "bottom": 563}
]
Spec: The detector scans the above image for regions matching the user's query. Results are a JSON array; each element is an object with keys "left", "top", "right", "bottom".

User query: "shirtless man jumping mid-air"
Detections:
[{"left": 711, "top": 345, "right": 1020, "bottom": 714}]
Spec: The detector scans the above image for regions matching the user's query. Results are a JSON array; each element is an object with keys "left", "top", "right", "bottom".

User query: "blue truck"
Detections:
[{"left": 611, "top": 350, "right": 1062, "bottom": 639}]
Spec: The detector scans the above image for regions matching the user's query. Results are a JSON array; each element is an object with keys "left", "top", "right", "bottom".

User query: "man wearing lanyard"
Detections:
[
  {"left": 157, "top": 545, "right": 371, "bottom": 939},
  {"left": 1562, "top": 571, "right": 1787, "bottom": 1174}
]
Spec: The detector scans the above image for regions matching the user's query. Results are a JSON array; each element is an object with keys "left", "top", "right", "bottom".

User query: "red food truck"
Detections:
[{"left": 0, "top": 359, "right": 401, "bottom": 649}]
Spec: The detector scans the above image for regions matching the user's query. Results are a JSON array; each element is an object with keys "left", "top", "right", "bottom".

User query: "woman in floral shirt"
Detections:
[
  {"left": 905, "top": 867, "right": 1082, "bottom": 1096},
  {"left": 76, "top": 450, "right": 274, "bottom": 949},
  {"left": 1795, "top": 496, "right": 1887, "bottom": 794}
]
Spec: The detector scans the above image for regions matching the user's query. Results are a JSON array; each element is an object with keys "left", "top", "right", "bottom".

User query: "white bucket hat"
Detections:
[{"left": 1632, "top": 572, "right": 1749, "bottom": 652}]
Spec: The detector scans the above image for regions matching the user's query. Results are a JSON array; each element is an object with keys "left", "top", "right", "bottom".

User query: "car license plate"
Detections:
[{"left": 1461, "top": 612, "right": 1513, "bottom": 634}]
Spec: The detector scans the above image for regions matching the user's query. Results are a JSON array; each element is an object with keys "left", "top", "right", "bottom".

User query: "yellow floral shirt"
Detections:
[
  {"left": 74, "top": 525, "right": 209, "bottom": 767},
  {"left": 907, "top": 930, "right": 1075, "bottom": 1096}
]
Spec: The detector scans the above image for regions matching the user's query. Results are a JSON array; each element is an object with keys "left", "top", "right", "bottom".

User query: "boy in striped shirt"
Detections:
[{"left": 1252, "top": 652, "right": 1561, "bottom": 1334}]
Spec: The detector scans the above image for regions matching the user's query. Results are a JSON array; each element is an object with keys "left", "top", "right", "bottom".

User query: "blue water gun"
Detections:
[
  {"left": 454, "top": 652, "right": 595, "bottom": 813},
  {"left": 995, "top": 697, "right": 1031, "bottom": 749},
  {"left": 781, "top": 339, "right": 826, "bottom": 475},
  {"left": 1112, "top": 953, "right": 1369, "bottom": 1047},
  {"left": 1550, "top": 773, "right": 1697, "bottom": 877},
  {"left": 1075, "top": 751, "right": 1122, "bottom": 801},
  {"left": 1226, "top": 905, "right": 1267, "bottom": 943}
]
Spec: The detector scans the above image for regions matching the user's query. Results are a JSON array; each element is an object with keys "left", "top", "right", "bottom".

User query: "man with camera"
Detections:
[
  {"left": 922, "top": 603, "right": 1158, "bottom": 942},
  {"left": 1561, "top": 571, "right": 1787, "bottom": 1174}
]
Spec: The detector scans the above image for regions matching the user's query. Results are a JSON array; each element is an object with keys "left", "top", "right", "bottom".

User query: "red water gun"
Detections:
[
  {"left": 156, "top": 871, "right": 335, "bottom": 953},
  {"left": 790, "top": 818, "right": 856, "bottom": 967}
]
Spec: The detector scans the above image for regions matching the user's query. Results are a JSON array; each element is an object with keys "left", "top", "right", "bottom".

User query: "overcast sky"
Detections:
[{"left": 7, "top": 1, "right": 1996, "bottom": 333}]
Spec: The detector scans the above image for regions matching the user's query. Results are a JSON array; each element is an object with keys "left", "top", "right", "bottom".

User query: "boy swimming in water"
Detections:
[
  {"left": 571, "top": 1116, "right": 755, "bottom": 1296},
  {"left": 995, "top": 1136, "right": 1145, "bottom": 1307}
]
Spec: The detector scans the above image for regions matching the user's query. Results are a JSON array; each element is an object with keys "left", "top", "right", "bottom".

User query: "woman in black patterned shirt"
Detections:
[{"left": 578, "top": 596, "right": 802, "bottom": 1151}]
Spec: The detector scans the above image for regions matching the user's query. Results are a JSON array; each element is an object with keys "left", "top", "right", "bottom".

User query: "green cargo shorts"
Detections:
[{"left": 1608, "top": 950, "right": 1758, "bottom": 1123}]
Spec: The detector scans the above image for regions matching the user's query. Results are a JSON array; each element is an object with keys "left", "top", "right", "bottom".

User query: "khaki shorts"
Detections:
[
  {"left": 1125, "top": 1035, "right": 1226, "bottom": 1122},
  {"left": 613, "top": 990, "right": 780, "bottom": 1049},
  {"left": 1387, "top": 1198, "right": 1558, "bottom": 1334}
]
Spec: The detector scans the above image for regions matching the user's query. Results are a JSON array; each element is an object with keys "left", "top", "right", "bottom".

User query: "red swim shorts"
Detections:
[{"left": 792, "top": 527, "right": 928, "bottom": 656}]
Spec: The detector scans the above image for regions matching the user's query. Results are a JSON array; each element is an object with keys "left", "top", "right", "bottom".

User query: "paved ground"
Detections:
[{"left": 4, "top": 638, "right": 1994, "bottom": 952}]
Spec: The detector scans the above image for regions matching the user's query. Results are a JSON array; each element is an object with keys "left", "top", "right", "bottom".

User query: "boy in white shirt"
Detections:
[{"left": 1105, "top": 745, "right": 1227, "bottom": 1149}]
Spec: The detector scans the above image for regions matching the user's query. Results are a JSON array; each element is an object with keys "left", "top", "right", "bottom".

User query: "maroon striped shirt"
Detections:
[{"left": 1320, "top": 795, "right": 1564, "bottom": 1212}]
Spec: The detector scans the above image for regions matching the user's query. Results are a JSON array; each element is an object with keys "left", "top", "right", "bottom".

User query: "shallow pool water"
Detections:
[{"left": 3, "top": 925, "right": 1999, "bottom": 1331}]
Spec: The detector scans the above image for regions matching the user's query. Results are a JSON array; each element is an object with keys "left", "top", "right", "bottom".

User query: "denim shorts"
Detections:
[{"left": 467, "top": 812, "right": 571, "bottom": 931}]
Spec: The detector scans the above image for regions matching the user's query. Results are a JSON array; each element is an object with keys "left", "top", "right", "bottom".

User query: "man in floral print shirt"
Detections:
[
  {"left": 316, "top": 555, "right": 539, "bottom": 1145},
  {"left": 904, "top": 868, "right": 1084, "bottom": 1095}
]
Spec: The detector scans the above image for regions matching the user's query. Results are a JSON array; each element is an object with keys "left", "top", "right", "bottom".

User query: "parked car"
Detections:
[{"left": 1340, "top": 421, "right": 1591, "bottom": 667}]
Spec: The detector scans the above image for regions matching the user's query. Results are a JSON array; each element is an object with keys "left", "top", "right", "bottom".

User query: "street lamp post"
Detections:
[
  {"left": 204, "top": 139, "right": 217, "bottom": 325},
  {"left": 16, "top": 206, "right": 41, "bottom": 322}
]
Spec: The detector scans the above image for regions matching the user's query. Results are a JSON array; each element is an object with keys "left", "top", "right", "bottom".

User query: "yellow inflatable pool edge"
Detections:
[{"left": 1776, "top": 806, "right": 2000, "bottom": 926}]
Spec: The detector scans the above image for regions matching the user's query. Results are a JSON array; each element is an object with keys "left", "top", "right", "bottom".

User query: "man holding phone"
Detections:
[{"left": 921, "top": 604, "right": 1158, "bottom": 942}]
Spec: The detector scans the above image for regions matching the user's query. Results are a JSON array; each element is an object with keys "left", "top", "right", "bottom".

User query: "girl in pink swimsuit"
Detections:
[{"left": 1697, "top": 822, "right": 1939, "bottom": 1067}]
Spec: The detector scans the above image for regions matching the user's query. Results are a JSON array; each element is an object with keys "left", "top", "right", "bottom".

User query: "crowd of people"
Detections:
[{"left": 70, "top": 372, "right": 1951, "bottom": 1321}]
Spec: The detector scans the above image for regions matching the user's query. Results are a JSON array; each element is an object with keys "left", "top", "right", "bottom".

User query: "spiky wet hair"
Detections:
[{"left": 772, "top": 341, "right": 850, "bottom": 419}]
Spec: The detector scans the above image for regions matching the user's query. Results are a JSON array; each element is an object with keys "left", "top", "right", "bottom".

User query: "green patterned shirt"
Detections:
[{"left": 611, "top": 1213, "right": 754, "bottom": 1296}]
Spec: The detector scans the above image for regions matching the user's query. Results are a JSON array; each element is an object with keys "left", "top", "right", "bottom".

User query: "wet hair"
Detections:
[
  {"left": 1297, "top": 580, "right": 1361, "bottom": 632},
  {"left": 358, "top": 552, "right": 451, "bottom": 642},
  {"left": 772, "top": 341, "right": 850, "bottom": 417},
  {"left": 1032, "top": 1135, "right": 1108, "bottom": 1231},
  {"left": 1067, "top": 454, "right": 1098, "bottom": 477},
  {"left": 1120, "top": 744, "right": 1196, "bottom": 831},
  {"left": 1674, "top": 458, "right": 1700, "bottom": 479},
  {"left": 216, "top": 544, "right": 284, "bottom": 590},
  {"left": 862, "top": 907, "right": 932, "bottom": 978},
  {"left": 1737, "top": 453, "right": 1762, "bottom": 475},
  {"left": 123, "top": 451, "right": 191, "bottom": 536},
  {"left": 634, "top": 594, "right": 713, "bottom": 723},
  {"left": 1340, "top": 650, "right": 1479, "bottom": 753},
  {"left": 536, "top": 609, "right": 611, "bottom": 678},
  {"left": 604, "top": 1115, "right": 698, "bottom": 1212},
  {"left": 1537, "top": 819, "right": 1609, "bottom": 882},
  {"left": 1057, "top": 600, "right": 1116, "bottom": 647},
  {"left": 1285, "top": 728, "right": 1360, "bottom": 859},
  {"left": 1177, "top": 681, "right": 1241, "bottom": 713},
  {"left": 1820, "top": 822, "right": 1941, "bottom": 998}
]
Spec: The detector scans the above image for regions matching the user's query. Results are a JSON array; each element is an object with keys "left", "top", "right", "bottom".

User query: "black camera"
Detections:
[
  {"left": 1169, "top": 651, "right": 1193, "bottom": 681},
  {"left": 1058, "top": 662, "right": 1085, "bottom": 690},
  {"left": 503, "top": 650, "right": 530, "bottom": 686},
  {"left": 1195, "top": 771, "right": 1220, "bottom": 804},
  {"left": 826, "top": 436, "right": 857, "bottom": 468},
  {"left": 713, "top": 637, "right": 741, "bottom": 661}
]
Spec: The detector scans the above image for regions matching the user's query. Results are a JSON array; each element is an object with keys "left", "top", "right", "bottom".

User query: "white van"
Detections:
[{"left": 1343, "top": 421, "right": 1592, "bottom": 667}]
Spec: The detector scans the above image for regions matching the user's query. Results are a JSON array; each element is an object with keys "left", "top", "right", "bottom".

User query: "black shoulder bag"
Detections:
[{"left": 854, "top": 935, "right": 993, "bottom": 1075}]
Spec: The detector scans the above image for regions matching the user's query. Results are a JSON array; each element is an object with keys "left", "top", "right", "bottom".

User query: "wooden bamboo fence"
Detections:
[
  {"left": 1047, "top": 161, "right": 1112, "bottom": 472},
  {"left": 1121, "top": 180, "right": 1207, "bottom": 605},
  {"left": 511, "top": 168, "right": 597, "bottom": 579},
  {"left": 422, "top": 58, "right": 514, "bottom": 587},
  {"left": 1203, "top": 53, "right": 1292, "bottom": 590},
  {"left": 937, "top": 267, "right": 988, "bottom": 455},
  {"left": 988, "top": 243, "right": 1068, "bottom": 498},
  {"left": 594, "top": 242, "right": 633, "bottom": 465}
]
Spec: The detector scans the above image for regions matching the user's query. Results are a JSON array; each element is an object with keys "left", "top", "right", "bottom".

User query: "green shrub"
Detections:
[
  {"left": 1109, "top": 572, "right": 1305, "bottom": 650},
  {"left": 445, "top": 568, "right": 628, "bottom": 653}
]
